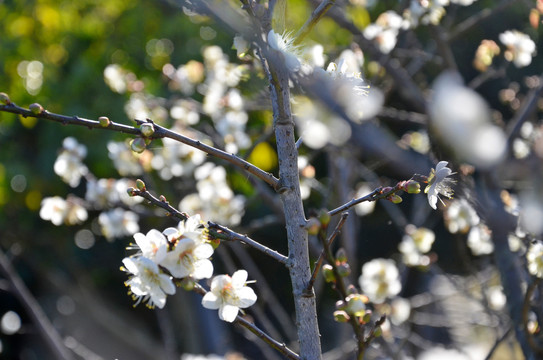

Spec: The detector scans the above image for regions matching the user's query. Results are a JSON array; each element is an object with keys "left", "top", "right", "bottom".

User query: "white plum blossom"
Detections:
[
  {"left": 123, "top": 256, "right": 176, "bottom": 309},
  {"left": 499, "top": 30, "right": 536, "bottom": 68},
  {"left": 359, "top": 258, "right": 402, "bottom": 304},
  {"left": 98, "top": 208, "right": 139, "bottom": 241},
  {"left": 267, "top": 30, "right": 301, "bottom": 72},
  {"left": 54, "top": 137, "right": 88, "bottom": 187},
  {"left": 426, "top": 161, "right": 456, "bottom": 210},
  {"left": 133, "top": 229, "right": 169, "bottom": 263},
  {"left": 233, "top": 34, "right": 250, "bottom": 59},
  {"left": 202, "top": 270, "right": 257, "bottom": 322},
  {"left": 40, "top": 196, "right": 88, "bottom": 226},
  {"left": 160, "top": 216, "right": 213, "bottom": 280},
  {"left": 526, "top": 242, "right": 543, "bottom": 278}
]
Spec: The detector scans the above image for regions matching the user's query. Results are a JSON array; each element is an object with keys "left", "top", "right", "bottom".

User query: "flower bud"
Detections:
[
  {"left": 209, "top": 238, "right": 221, "bottom": 249},
  {"left": 335, "top": 248, "right": 348, "bottom": 263},
  {"left": 373, "top": 326, "right": 382, "bottom": 338},
  {"left": 333, "top": 310, "right": 350, "bottom": 323},
  {"left": 306, "top": 217, "right": 321, "bottom": 235},
  {"left": 404, "top": 180, "right": 421, "bottom": 194},
  {"left": 335, "top": 300, "right": 346, "bottom": 310},
  {"left": 140, "top": 122, "right": 155, "bottom": 137},
  {"left": 127, "top": 187, "right": 137, "bottom": 197},
  {"left": 362, "top": 310, "right": 372, "bottom": 324},
  {"left": 136, "top": 179, "right": 146, "bottom": 191},
  {"left": 98, "top": 116, "right": 110, "bottom": 127},
  {"left": 130, "top": 138, "right": 146, "bottom": 153},
  {"left": 180, "top": 277, "right": 195, "bottom": 291},
  {"left": 387, "top": 194, "right": 403, "bottom": 204},
  {"left": 322, "top": 264, "right": 336, "bottom": 283},
  {"left": 381, "top": 186, "right": 394, "bottom": 194},
  {"left": 0, "top": 92, "right": 10, "bottom": 105},
  {"left": 345, "top": 294, "right": 366, "bottom": 316},
  {"left": 318, "top": 210, "right": 331, "bottom": 228},
  {"left": 29, "top": 103, "right": 44, "bottom": 115},
  {"left": 336, "top": 263, "right": 351, "bottom": 277}
]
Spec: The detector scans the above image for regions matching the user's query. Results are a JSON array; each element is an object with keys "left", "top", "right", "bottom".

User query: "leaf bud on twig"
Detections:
[
  {"left": 0, "top": 92, "right": 11, "bottom": 105},
  {"left": 98, "top": 116, "right": 110, "bottom": 127},
  {"left": 140, "top": 122, "right": 155, "bottom": 137},
  {"left": 29, "top": 103, "right": 44, "bottom": 115},
  {"left": 130, "top": 138, "right": 147, "bottom": 153}
]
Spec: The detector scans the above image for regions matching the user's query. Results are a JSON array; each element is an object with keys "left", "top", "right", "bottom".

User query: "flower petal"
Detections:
[{"left": 219, "top": 304, "right": 239, "bottom": 322}]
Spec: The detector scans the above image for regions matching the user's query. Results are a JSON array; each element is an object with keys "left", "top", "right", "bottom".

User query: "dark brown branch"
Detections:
[{"left": 0, "top": 102, "right": 280, "bottom": 189}]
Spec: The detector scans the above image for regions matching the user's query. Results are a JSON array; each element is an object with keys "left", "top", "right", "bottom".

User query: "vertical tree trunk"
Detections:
[{"left": 268, "top": 61, "right": 322, "bottom": 359}]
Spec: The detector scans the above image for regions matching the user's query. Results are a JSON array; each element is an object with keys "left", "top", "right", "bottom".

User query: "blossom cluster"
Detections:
[
  {"left": 122, "top": 216, "right": 257, "bottom": 321},
  {"left": 40, "top": 137, "right": 141, "bottom": 241}
]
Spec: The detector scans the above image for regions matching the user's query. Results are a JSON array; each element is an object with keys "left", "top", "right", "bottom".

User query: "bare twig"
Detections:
[
  {"left": 293, "top": 0, "right": 336, "bottom": 45},
  {"left": 305, "top": 212, "right": 349, "bottom": 294},
  {"left": 130, "top": 188, "right": 189, "bottom": 221},
  {"left": 328, "top": 187, "right": 384, "bottom": 216},
  {"left": 192, "top": 283, "right": 300, "bottom": 360},
  {"left": 0, "top": 102, "right": 280, "bottom": 189},
  {"left": 207, "top": 222, "right": 288, "bottom": 265},
  {"left": 0, "top": 247, "right": 74, "bottom": 360}
]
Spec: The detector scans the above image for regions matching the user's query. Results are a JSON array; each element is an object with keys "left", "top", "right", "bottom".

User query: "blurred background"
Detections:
[{"left": 1, "top": 0, "right": 542, "bottom": 359}]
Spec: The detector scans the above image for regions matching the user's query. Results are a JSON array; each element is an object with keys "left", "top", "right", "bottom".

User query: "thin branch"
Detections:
[
  {"left": 207, "top": 221, "right": 288, "bottom": 266},
  {"left": 447, "top": 0, "right": 520, "bottom": 41},
  {"left": 328, "top": 187, "right": 384, "bottom": 216},
  {"left": 0, "top": 102, "right": 280, "bottom": 189},
  {"left": 0, "top": 247, "right": 74, "bottom": 360},
  {"left": 192, "top": 283, "right": 300, "bottom": 360},
  {"left": 305, "top": 212, "right": 349, "bottom": 294},
  {"left": 484, "top": 325, "right": 514, "bottom": 360},
  {"left": 235, "top": 316, "right": 300, "bottom": 360},
  {"left": 130, "top": 188, "right": 189, "bottom": 221},
  {"left": 293, "top": 0, "right": 336, "bottom": 45}
]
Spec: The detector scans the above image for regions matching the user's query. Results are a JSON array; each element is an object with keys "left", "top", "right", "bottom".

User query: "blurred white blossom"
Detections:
[
  {"left": 429, "top": 72, "right": 506, "bottom": 168},
  {"left": 467, "top": 223, "right": 493, "bottom": 256},
  {"left": 40, "top": 196, "right": 88, "bottom": 226},
  {"left": 444, "top": 198, "right": 480, "bottom": 234},
  {"left": 527, "top": 242, "right": 543, "bottom": 278},
  {"left": 202, "top": 270, "right": 257, "bottom": 322},
  {"left": 54, "top": 137, "right": 88, "bottom": 187},
  {"left": 359, "top": 258, "right": 401, "bottom": 303},
  {"left": 99, "top": 208, "right": 139, "bottom": 241},
  {"left": 354, "top": 183, "right": 377, "bottom": 216},
  {"left": 180, "top": 163, "right": 245, "bottom": 225},
  {"left": 363, "top": 11, "right": 407, "bottom": 53},
  {"left": 399, "top": 226, "right": 435, "bottom": 266},
  {"left": 107, "top": 140, "right": 145, "bottom": 176},
  {"left": 499, "top": 30, "right": 536, "bottom": 68}
]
